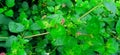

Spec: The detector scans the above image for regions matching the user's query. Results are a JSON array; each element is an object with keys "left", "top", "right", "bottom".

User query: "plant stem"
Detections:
[
  {"left": 79, "top": 2, "right": 103, "bottom": 19},
  {"left": 0, "top": 32, "right": 49, "bottom": 41},
  {"left": 0, "top": 37, "right": 8, "bottom": 39},
  {"left": 0, "top": 37, "right": 8, "bottom": 41},
  {"left": 24, "top": 32, "right": 49, "bottom": 38}
]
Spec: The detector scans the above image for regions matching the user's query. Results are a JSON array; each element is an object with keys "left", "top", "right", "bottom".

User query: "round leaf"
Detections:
[{"left": 9, "top": 22, "right": 25, "bottom": 33}]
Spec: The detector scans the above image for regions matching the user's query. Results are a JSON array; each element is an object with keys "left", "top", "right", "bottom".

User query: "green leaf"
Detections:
[
  {"left": 47, "top": 0, "right": 55, "bottom": 6},
  {"left": 82, "top": 49, "right": 96, "bottom": 55},
  {"left": 30, "top": 23, "right": 40, "bottom": 30},
  {"left": 19, "top": 12, "right": 29, "bottom": 29},
  {"left": 104, "top": 0, "right": 116, "bottom": 14},
  {"left": 23, "top": 31, "right": 33, "bottom": 37},
  {"left": 17, "top": 35, "right": 29, "bottom": 44},
  {"left": 64, "top": 37, "right": 78, "bottom": 48},
  {"left": 86, "top": 17, "right": 100, "bottom": 34},
  {"left": 22, "top": 1, "right": 29, "bottom": 11},
  {"left": 0, "top": 8, "right": 5, "bottom": 13},
  {"left": 50, "top": 25, "right": 66, "bottom": 38},
  {"left": 4, "top": 9, "right": 14, "bottom": 17},
  {"left": 21, "top": 18, "right": 30, "bottom": 30},
  {"left": 116, "top": 18, "right": 120, "bottom": 35},
  {"left": 55, "top": 0, "right": 63, "bottom": 4},
  {"left": 47, "top": 6, "right": 54, "bottom": 12},
  {"left": 58, "top": 41, "right": 81, "bottom": 55},
  {"left": 19, "top": 11, "right": 28, "bottom": 19},
  {"left": 9, "top": 21, "right": 25, "bottom": 33},
  {"left": 6, "top": 0, "right": 15, "bottom": 7},
  {"left": 63, "top": 0, "right": 73, "bottom": 8},
  {"left": 52, "top": 37, "right": 65, "bottom": 46},
  {"left": 95, "top": 45, "right": 105, "bottom": 54},
  {"left": 100, "top": 28, "right": 110, "bottom": 38},
  {"left": 55, "top": 0, "right": 73, "bottom": 8},
  {"left": 0, "top": 14, "right": 12, "bottom": 24},
  {"left": 49, "top": 25, "right": 66, "bottom": 46},
  {"left": 3, "top": 6, "right": 7, "bottom": 11},
  {"left": 47, "top": 14, "right": 63, "bottom": 25},
  {"left": 92, "top": 36, "right": 105, "bottom": 54},
  {"left": 80, "top": 41, "right": 91, "bottom": 50},
  {"left": 92, "top": 35, "right": 104, "bottom": 46},
  {"left": 5, "top": 35, "right": 17, "bottom": 47},
  {"left": 6, "top": 35, "right": 27, "bottom": 55},
  {"left": 36, "top": 20, "right": 45, "bottom": 29},
  {"left": 32, "top": 4, "right": 38, "bottom": 11},
  {"left": 32, "top": 4, "right": 38, "bottom": 14},
  {"left": 42, "top": 20, "right": 51, "bottom": 29},
  {"left": 106, "top": 38, "right": 119, "bottom": 54},
  {"left": 18, "top": 49, "right": 27, "bottom": 55}
]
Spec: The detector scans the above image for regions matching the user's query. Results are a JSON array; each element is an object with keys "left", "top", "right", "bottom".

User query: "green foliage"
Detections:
[
  {"left": 0, "top": 0, "right": 120, "bottom": 55},
  {"left": 6, "top": 35, "right": 28, "bottom": 55},
  {"left": 5, "top": 0, "right": 15, "bottom": 7},
  {"left": 4, "top": 9, "right": 14, "bottom": 17},
  {"left": 105, "top": 38, "right": 119, "bottom": 54},
  {"left": 0, "top": 14, "right": 12, "bottom": 24},
  {"left": 116, "top": 18, "right": 120, "bottom": 36},
  {"left": 104, "top": 0, "right": 116, "bottom": 14},
  {"left": 9, "top": 21, "right": 25, "bottom": 33},
  {"left": 22, "top": 1, "right": 29, "bottom": 11},
  {"left": 0, "top": 8, "right": 5, "bottom": 13}
]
